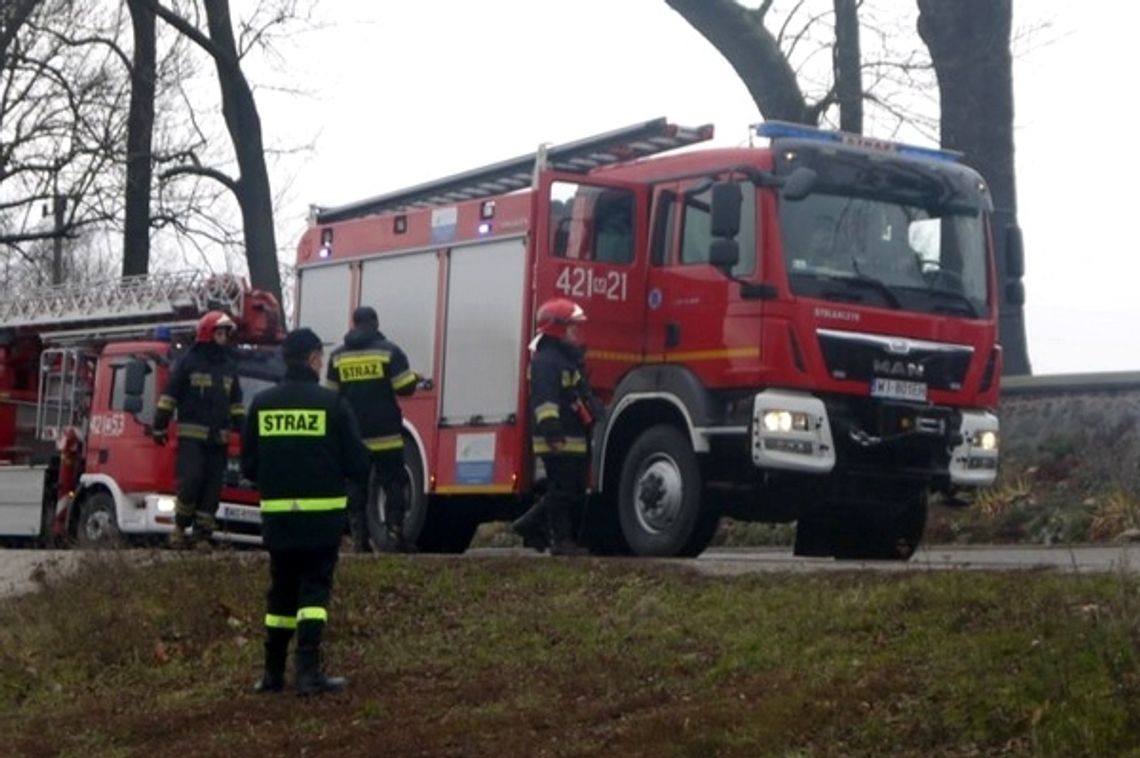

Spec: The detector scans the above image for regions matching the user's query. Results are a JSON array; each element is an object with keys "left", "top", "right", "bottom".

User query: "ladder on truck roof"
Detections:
[
  {"left": 314, "top": 116, "right": 714, "bottom": 224},
  {"left": 0, "top": 270, "right": 245, "bottom": 342}
]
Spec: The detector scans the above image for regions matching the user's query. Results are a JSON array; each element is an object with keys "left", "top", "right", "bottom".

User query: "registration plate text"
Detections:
[{"left": 870, "top": 378, "right": 928, "bottom": 402}]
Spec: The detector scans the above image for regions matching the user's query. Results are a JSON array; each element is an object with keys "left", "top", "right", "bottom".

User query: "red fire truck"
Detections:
[
  {"left": 295, "top": 117, "right": 1008, "bottom": 560},
  {"left": 0, "top": 271, "right": 284, "bottom": 546}
]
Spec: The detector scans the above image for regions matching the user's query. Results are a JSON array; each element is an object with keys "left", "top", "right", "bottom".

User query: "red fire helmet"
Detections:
[
  {"left": 535, "top": 297, "right": 587, "bottom": 340},
  {"left": 196, "top": 311, "right": 236, "bottom": 343}
]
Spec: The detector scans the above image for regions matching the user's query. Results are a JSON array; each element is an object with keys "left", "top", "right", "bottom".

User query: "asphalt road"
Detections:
[{"left": 4, "top": 544, "right": 1140, "bottom": 600}]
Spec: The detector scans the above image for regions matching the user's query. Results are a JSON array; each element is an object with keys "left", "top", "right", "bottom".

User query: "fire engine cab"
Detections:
[
  {"left": 0, "top": 271, "right": 284, "bottom": 546},
  {"left": 295, "top": 117, "right": 1006, "bottom": 560}
]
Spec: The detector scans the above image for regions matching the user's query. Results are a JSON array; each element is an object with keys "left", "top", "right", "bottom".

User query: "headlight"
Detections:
[
  {"left": 974, "top": 430, "right": 998, "bottom": 451},
  {"left": 762, "top": 410, "right": 810, "bottom": 433},
  {"left": 155, "top": 496, "right": 176, "bottom": 513}
]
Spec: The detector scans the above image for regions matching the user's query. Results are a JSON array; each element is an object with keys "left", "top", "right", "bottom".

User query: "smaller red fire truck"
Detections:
[{"left": 0, "top": 271, "right": 284, "bottom": 546}]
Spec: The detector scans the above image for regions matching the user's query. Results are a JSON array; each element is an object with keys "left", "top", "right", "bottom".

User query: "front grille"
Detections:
[{"left": 817, "top": 329, "right": 973, "bottom": 391}]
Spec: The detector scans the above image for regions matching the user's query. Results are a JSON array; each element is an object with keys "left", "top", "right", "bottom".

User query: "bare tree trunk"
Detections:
[
  {"left": 0, "top": 0, "right": 39, "bottom": 71},
  {"left": 918, "top": 0, "right": 1030, "bottom": 375},
  {"left": 665, "top": 0, "right": 810, "bottom": 122},
  {"left": 122, "top": 0, "right": 157, "bottom": 278},
  {"left": 200, "top": 0, "right": 281, "bottom": 306},
  {"left": 833, "top": 0, "right": 863, "bottom": 133},
  {"left": 135, "top": 0, "right": 283, "bottom": 308}
]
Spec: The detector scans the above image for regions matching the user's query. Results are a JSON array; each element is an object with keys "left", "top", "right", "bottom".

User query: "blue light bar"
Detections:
[{"left": 754, "top": 120, "right": 961, "bottom": 162}]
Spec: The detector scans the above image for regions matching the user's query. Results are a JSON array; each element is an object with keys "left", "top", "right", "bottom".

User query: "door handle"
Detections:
[
  {"left": 97, "top": 449, "right": 109, "bottom": 464},
  {"left": 665, "top": 322, "right": 681, "bottom": 348}
]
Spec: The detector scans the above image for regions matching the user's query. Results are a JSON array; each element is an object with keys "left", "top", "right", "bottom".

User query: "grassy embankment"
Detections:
[{"left": 2, "top": 552, "right": 1140, "bottom": 757}]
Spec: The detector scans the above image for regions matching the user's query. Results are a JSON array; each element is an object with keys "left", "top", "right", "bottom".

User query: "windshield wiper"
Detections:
[
  {"left": 847, "top": 259, "right": 901, "bottom": 309},
  {"left": 893, "top": 285, "right": 979, "bottom": 318},
  {"left": 925, "top": 288, "right": 978, "bottom": 318}
]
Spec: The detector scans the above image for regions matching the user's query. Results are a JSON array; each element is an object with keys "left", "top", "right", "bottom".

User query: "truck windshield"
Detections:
[
  {"left": 779, "top": 192, "right": 988, "bottom": 317},
  {"left": 234, "top": 349, "right": 284, "bottom": 410}
]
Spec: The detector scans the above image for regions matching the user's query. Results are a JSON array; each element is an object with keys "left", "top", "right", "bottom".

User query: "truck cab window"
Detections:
[
  {"left": 679, "top": 180, "right": 756, "bottom": 276},
  {"left": 109, "top": 361, "right": 155, "bottom": 424},
  {"left": 548, "top": 181, "right": 635, "bottom": 264}
]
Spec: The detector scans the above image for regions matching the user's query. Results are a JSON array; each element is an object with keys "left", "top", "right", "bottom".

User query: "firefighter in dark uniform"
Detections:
[
  {"left": 241, "top": 327, "right": 370, "bottom": 696},
  {"left": 326, "top": 306, "right": 419, "bottom": 553},
  {"left": 511, "top": 297, "right": 598, "bottom": 556},
  {"left": 153, "top": 310, "right": 244, "bottom": 549}
]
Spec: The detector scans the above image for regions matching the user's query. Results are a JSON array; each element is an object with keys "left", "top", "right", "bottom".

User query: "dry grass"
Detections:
[{"left": 2, "top": 552, "right": 1140, "bottom": 756}]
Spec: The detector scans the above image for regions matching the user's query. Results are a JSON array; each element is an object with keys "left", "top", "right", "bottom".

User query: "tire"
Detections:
[
  {"left": 420, "top": 499, "right": 479, "bottom": 554},
  {"left": 581, "top": 493, "right": 630, "bottom": 556},
  {"left": 617, "top": 425, "right": 705, "bottom": 557},
  {"left": 367, "top": 444, "right": 426, "bottom": 551},
  {"left": 76, "top": 492, "right": 123, "bottom": 549},
  {"left": 834, "top": 487, "right": 928, "bottom": 561}
]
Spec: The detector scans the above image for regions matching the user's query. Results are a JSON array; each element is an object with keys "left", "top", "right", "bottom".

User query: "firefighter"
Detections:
[
  {"left": 511, "top": 297, "right": 599, "bottom": 556},
  {"left": 241, "top": 327, "right": 370, "bottom": 696},
  {"left": 153, "top": 310, "right": 244, "bottom": 549},
  {"left": 326, "top": 305, "right": 419, "bottom": 553}
]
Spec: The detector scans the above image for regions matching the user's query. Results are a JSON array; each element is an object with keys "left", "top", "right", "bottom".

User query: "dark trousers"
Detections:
[
  {"left": 265, "top": 546, "right": 339, "bottom": 655},
  {"left": 542, "top": 455, "right": 587, "bottom": 539},
  {"left": 347, "top": 449, "right": 409, "bottom": 530},
  {"left": 174, "top": 439, "right": 227, "bottom": 532}
]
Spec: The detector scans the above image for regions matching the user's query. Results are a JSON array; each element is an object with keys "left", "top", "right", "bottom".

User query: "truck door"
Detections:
[
  {"left": 88, "top": 354, "right": 164, "bottom": 494},
  {"left": 532, "top": 173, "right": 649, "bottom": 392},
  {"left": 644, "top": 176, "right": 764, "bottom": 384}
]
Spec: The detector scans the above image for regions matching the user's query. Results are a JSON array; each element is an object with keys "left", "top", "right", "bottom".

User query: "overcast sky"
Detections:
[{"left": 253, "top": 1, "right": 1133, "bottom": 376}]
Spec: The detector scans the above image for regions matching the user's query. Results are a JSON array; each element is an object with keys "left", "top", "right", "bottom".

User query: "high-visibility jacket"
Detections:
[
  {"left": 326, "top": 326, "right": 417, "bottom": 453},
  {"left": 529, "top": 336, "right": 598, "bottom": 457},
  {"left": 241, "top": 365, "right": 371, "bottom": 551},
  {"left": 155, "top": 343, "right": 244, "bottom": 444}
]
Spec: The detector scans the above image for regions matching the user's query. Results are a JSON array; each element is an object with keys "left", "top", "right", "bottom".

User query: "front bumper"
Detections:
[{"left": 750, "top": 389, "right": 998, "bottom": 487}]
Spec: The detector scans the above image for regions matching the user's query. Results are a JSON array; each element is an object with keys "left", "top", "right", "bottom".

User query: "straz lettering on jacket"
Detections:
[
  {"left": 189, "top": 372, "right": 234, "bottom": 393},
  {"left": 334, "top": 352, "right": 389, "bottom": 383},
  {"left": 259, "top": 409, "right": 327, "bottom": 437}
]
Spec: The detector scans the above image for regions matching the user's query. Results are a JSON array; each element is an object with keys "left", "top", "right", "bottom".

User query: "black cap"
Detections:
[
  {"left": 281, "top": 327, "right": 323, "bottom": 360},
  {"left": 352, "top": 305, "right": 379, "bottom": 326}
]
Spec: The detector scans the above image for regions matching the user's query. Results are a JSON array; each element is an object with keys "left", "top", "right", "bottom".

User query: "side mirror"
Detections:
[
  {"left": 709, "top": 238, "right": 740, "bottom": 270},
  {"left": 124, "top": 359, "right": 150, "bottom": 397},
  {"left": 1005, "top": 224, "right": 1024, "bottom": 279},
  {"left": 1005, "top": 280, "right": 1026, "bottom": 306},
  {"left": 781, "top": 167, "right": 817, "bottom": 201},
  {"left": 710, "top": 182, "right": 742, "bottom": 239}
]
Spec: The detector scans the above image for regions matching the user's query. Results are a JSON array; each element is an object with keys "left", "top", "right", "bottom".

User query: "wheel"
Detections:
[
  {"left": 581, "top": 492, "right": 630, "bottom": 556},
  {"left": 617, "top": 425, "right": 705, "bottom": 557},
  {"left": 418, "top": 498, "right": 478, "bottom": 554},
  {"left": 367, "top": 443, "right": 427, "bottom": 551},
  {"left": 834, "top": 487, "right": 928, "bottom": 561},
  {"left": 76, "top": 492, "right": 123, "bottom": 549}
]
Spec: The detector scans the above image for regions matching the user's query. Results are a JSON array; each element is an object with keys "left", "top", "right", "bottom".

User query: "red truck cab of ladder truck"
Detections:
[
  {"left": 0, "top": 272, "right": 285, "bottom": 546},
  {"left": 294, "top": 117, "right": 1008, "bottom": 560}
]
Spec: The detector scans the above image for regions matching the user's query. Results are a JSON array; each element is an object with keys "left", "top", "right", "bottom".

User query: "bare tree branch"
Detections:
[{"left": 666, "top": 0, "right": 809, "bottom": 122}]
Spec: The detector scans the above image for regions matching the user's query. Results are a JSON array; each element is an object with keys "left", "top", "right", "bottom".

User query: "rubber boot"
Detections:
[
  {"left": 168, "top": 527, "right": 189, "bottom": 550},
  {"left": 192, "top": 512, "right": 216, "bottom": 552},
  {"left": 511, "top": 501, "right": 550, "bottom": 553},
  {"left": 295, "top": 648, "right": 347, "bottom": 696},
  {"left": 254, "top": 628, "right": 291, "bottom": 694},
  {"left": 295, "top": 620, "right": 346, "bottom": 696},
  {"left": 387, "top": 524, "right": 419, "bottom": 553},
  {"left": 548, "top": 506, "right": 588, "bottom": 557},
  {"left": 348, "top": 512, "right": 371, "bottom": 554}
]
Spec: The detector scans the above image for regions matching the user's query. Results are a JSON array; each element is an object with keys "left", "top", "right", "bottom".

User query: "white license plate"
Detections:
[
  {"left": 870, "top": 377, "right": 928, "bottom": 402},
  {"left": 220, "top": 504, "right": 261, "bottom": 524}
]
